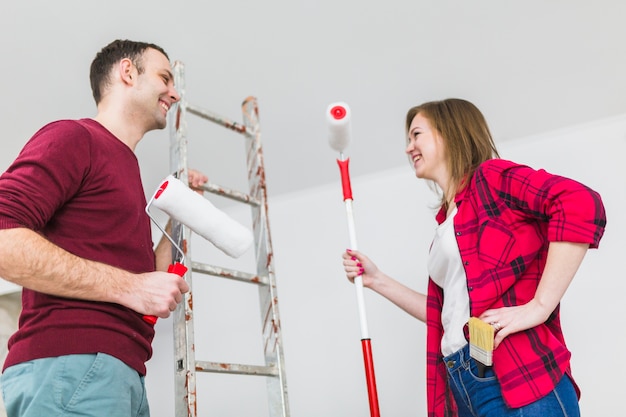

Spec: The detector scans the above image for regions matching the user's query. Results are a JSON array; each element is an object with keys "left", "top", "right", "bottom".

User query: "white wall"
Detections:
[{"left": 145, "top": 114, "right": 626, "bottom": 416}]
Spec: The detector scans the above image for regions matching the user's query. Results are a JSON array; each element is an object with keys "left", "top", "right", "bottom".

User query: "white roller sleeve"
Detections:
[
  {"left": 151, "top": 175, "right": 253, "bottom": 258},
  {"left": 327, "top": 102, "right": 352, "bottom": 152}
]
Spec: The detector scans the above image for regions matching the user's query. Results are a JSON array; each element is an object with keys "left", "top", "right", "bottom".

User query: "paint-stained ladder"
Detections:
[{"left": 167, "top": 61, "right": 290, "bottom": 417}]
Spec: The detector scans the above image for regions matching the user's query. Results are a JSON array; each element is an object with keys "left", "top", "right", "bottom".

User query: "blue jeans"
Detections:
[
  {"left": 1, "top": 353, "right": 150, "bottom": 417},
  {"left": 444, "top": 344, "right": 580, "bottom": 417}
]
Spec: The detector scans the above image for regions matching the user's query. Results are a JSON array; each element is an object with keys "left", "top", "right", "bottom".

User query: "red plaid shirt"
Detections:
[{"left": 426, "top": 159, "right": 606, "bottom": 416}]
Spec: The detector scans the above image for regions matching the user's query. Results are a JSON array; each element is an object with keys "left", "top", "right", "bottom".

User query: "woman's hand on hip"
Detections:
[{"left": 479, "top": 299, "right": 552, "bottom": 349}]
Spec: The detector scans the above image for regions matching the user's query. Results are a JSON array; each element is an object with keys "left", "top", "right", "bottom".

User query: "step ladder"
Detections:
[{"left": 166, "top": 60, "right": 290, "bottom": 417}]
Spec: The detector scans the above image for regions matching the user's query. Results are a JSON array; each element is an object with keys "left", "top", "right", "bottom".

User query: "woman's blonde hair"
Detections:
[{"left": 405, "top": 98, "right": 499, "bottom": 204}]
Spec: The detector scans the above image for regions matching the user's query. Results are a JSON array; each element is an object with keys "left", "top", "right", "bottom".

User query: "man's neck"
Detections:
[{"left": 93, "top": 112, "right": 144, "bottom": 151}]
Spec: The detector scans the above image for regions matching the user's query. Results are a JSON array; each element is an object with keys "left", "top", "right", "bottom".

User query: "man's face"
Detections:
[{"left": 132, "top": 48, "right": 180, "bottom": 132}]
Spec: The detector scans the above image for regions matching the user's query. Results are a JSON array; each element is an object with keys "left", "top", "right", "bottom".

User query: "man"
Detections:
[{"left": 0, "top": 39, "right": 203, "bottom": 416}]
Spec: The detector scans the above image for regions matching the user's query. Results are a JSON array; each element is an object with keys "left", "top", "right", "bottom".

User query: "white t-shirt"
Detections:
[{"left": 427, "top": 206, "right": 470, "bottom": 356}]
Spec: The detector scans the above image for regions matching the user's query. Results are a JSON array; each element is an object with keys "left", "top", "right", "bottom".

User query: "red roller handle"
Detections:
[
  {"left": 168, "top": 261, "right": 188, "bottom": 276},
  {"left": 143, "top": 262, "right": 188, "bottom": 325}
]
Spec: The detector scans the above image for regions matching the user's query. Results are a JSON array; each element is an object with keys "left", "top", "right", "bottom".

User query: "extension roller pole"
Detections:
[
  {"left": 327, "top": 102, "right": 381, "bottom": 417},
  {"left": 142, "top": 175, "right": 254, "bottom": 325}
]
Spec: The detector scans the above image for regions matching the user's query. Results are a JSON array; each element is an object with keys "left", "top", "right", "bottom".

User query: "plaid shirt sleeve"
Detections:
[
  {"left": 477, "top": 159, "right": 606, "bottom": 248},
  {"left": 425, "top": 159, "right": 607, "bottom": 415}
]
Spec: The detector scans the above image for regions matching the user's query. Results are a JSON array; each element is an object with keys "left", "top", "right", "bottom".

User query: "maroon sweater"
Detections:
[{"left": 0, "top": 119, "right": 156, "bottom": 375}]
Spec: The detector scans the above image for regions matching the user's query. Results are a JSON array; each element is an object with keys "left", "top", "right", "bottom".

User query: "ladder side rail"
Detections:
[
  {"left": 242, "top": 97, "right": 290, "bottom": 417},
  {"left": 169, "top": 60, "right": 198, "bottom": 417}
]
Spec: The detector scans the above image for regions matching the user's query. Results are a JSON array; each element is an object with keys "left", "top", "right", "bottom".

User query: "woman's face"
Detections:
[{"left": 405, "top": 113, "right": 449, "bottom": 188}]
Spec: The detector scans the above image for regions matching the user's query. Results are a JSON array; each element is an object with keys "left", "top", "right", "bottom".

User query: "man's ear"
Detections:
[{"left": 119, "top": 58, "right": 135, "bottom": 85}]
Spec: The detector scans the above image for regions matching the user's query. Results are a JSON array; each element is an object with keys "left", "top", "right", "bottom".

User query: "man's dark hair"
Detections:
[{"left": 90, "top": 39, "right": 169, "bottom": 104}]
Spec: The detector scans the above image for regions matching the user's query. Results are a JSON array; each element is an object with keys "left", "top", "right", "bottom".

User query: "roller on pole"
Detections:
[{"left": 327, "top": 102, "right": 380, "bottom": 417}]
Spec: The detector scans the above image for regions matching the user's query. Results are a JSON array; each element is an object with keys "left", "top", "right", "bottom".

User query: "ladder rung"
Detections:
[
  {"left": 191, "top": 261, "right": 269, "bottom": 285},
  {"left": 187, "top": 104, "right": 247, "bottom": 134},
  {"left": 201, "top": 182, "right": 261, "bottom": 206},
  {"left": 195, "top": 361, "right": 278, "bottom": 377}
]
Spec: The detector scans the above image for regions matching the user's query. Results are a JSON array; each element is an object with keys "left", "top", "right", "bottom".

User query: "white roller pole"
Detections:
[{"left": 327, "top": 102, "right": 380, "bottom": 417}]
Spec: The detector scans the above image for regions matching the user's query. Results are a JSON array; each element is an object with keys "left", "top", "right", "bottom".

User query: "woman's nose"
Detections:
[{"left": 405, "top": 139, "right": 414, "bottom": 154}]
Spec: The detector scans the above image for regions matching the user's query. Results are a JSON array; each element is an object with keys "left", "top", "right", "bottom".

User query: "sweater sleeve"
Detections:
[
  {"left": 0, "top": 121, "right": 91, "bottom": 231},
  {"left": 479, "top": 159, "right": 606, "bottom": 248}
]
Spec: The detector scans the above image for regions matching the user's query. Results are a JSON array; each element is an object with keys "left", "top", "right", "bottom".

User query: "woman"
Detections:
[{"left": 342, "top": 99, "right": 606, "bottom": 416}]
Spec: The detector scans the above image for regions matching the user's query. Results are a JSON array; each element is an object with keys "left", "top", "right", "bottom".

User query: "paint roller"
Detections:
[
  {"left": 149, "top": 175, "right": 253, "bottom": 258},
  {"left": 327, "top": 102, "right": 380, "bottom": 417},
  {"left": 143, "top": 175, "right": 254, "bottom": 324},
  {"left": 327, "top": 102, "right": 352, "bottom": 153}
]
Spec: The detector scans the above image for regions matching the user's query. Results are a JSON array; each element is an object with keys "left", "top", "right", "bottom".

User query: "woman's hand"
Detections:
[
  {"left": 341, "top": 249, "right": 428, "bottom": 322},
  {"left": 479, "top": 300, "right": 550, "bottom": 349},
  {"left": 342, "top": 249, "right": 382, "bottom": 289}
]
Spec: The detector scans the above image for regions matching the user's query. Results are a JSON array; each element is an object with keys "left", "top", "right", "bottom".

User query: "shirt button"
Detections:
[
  {"left": 456, "top": 232, "right": 462, "bottom": 236},
  {"left": 468, "top": 287, "right": 473, "bottom": 291},
  {"left": 464, "top": 261, "right": 470, "bottom": 265}
]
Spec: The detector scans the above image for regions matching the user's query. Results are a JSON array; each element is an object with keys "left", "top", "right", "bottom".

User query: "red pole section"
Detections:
[
  {"left": 361, "top": 339, "right": 380, "bottom": 417},
  {"left": 337, "top": 158, "right": 353, "bottom": 201}
]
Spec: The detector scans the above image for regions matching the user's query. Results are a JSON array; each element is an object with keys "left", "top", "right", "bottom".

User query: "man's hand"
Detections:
[
  {"left": 188, "top": 169, "right": 208, "bottom": 193},
  {"left": 124, "top": 270, "right": 190, "bottom": 318}
]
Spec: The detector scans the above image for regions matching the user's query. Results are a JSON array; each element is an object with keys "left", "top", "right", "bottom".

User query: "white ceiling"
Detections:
[{"left": 2, "top": 1, "right": 625, "bottom": 202}]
